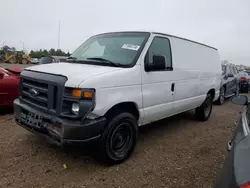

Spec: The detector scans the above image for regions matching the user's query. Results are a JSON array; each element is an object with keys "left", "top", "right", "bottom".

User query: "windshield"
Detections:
[
  {"left": 0, "top": 67, "right": 9, "bottom": 76},
  {"left": 69, "top": 32, "right": 150, "bottom": 67},
  {"left": 0, "top": 67, "right": 8, "bottom": 73}
]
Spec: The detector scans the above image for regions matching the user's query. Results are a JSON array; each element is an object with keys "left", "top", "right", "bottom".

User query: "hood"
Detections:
[{"left": 25, "top": 63, "right": 122, "bottom": 87}]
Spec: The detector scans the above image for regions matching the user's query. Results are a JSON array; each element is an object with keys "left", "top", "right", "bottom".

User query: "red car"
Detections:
[{"left": 0, "top": 66, "right": 22, "bottom": 108}]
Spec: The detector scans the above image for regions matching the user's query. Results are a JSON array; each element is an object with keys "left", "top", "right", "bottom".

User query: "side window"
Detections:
[
  {"left": 145, "top": 37, "right": 172, "bottom": 69},
  {"left": 226, "top": 66, "right": 230, "bottom": 74},
  {"left": 235, "top": 68, "right": 239, "bottom": 74},
  {"left": 234, "top": 67, "right": 238, "bottom": 74},
  {"left": 232, "top": 67, "right": 236, "bottom": 74},
  {"left": 229, "top": 66, "right": 233, "bottom": 74}
]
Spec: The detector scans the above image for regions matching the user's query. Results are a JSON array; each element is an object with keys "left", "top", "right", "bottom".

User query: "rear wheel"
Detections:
[
  {"left": 195, "top": 94, "right": 213, "bottom": 121},
  {"left": 100, "top": 112, "right": 138, "bottom": 164},
  {"left": 244, "top": 86, "right": 249, "bottom": 93},
  {"left": 235, "top": 86, "right": 239, "bottom": 95},
  {"left": 215, "top": 87, "right": 225, "bottom": 105}
]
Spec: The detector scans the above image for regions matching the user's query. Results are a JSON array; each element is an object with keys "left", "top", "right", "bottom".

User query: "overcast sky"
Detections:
[{"left": 1, "top": 0, "right": 250, "bottom": 65}]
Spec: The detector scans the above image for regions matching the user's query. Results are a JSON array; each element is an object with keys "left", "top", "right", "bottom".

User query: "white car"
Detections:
[
  {"left": 14, "top": 31, "right": 221, "bottom": 164},
  {"left": 30, "top": 58, "right": 39, "bottom": 64}
]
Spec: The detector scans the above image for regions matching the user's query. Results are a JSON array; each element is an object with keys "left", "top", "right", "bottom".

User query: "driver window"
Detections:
[{"left": 145, "top": 37, "right": 172, "bottom": 69}]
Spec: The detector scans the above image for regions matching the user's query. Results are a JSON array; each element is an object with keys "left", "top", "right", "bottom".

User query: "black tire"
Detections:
[
  {"left": 245, "top": 86, "right": 249, "bottom": 93},
  {"left": 21, "top": 58, "right": 28, "bottom": 64},
  {"left": 215, "top": 87, "right": 225, "bottom": 105},
  {"left": 100, "top": 112, "right": 138, "bottom": 164},
  {"left": 235, "top": 86, "right": 240, "bottom": 95},
  {"left": 195, "top": 94, "right": 213, "bottom": 121}
]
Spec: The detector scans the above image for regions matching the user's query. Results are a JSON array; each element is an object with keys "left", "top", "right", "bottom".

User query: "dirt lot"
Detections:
[
  {"left": 0, "top": 96, "right": 245, "bottom": 188},
  {"left": 0, "top": 63, "right": 32, "bottom": 69}
]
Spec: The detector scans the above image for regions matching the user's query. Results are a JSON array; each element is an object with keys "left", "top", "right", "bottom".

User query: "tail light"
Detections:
[
  {"left": 240, "top": 182, "right": 250, "bottom": 188},
  {"left": 241, "top": 77, "right": 248, "bottom": 81}
]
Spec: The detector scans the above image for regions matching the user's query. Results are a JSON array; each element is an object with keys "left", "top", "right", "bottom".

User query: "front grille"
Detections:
[
  {"left": 21, "top": 78, "right": 58, "bottom": 111},
  {"left": 19, "top": 71, "right": 67, "bottom": 115}
]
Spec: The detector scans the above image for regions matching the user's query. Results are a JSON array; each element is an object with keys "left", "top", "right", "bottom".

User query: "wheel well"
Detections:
[
  {"left": 104, "top": 102, "right": 140, "bottom": 121},
  {"left": 207, "top": 89, "right": 215, "bottom": 100}
]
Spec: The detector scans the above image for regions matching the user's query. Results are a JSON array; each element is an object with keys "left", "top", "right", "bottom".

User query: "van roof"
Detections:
[{"left": 95, "top": 31, "right": 217, "bottom": 50}]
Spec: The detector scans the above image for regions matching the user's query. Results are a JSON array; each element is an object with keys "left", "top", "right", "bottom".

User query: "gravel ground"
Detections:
[
  {"left": 0, "top": 63, "right": 32, "bottom": 69},
  {"left": 0, "top": 97, "right": 245, "bottom": 188}
]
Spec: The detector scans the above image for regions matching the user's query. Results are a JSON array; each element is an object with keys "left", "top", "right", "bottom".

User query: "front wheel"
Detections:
[
  {"left": 21, "top": 58, "right": 28, "bottom": 64},
  {"left": 100, "top": 112, "right": 138, "bottom": 164},
  {"left": 195, "top": 94, "right": 213, "bottom": 121}
]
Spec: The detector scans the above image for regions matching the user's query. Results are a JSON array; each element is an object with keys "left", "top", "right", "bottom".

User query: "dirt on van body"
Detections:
[{"left": 0, "top": 98, "right": 243, "bottom": 188}]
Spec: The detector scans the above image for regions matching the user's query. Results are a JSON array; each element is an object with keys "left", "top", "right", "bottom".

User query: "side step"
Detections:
[{"left": 225, "top": 93, "right": 234, "bottom": 99}]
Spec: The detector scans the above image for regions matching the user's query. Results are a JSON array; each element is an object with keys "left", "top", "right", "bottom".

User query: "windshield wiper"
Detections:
[
  {"left": 87, "top": 57, "right": 119, "bottom": 67},
  {"left": 66, "top": 56, "right": 78, "bottom": 62}
]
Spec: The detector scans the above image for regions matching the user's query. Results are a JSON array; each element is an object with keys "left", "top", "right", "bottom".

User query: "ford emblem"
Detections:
[{"left": 29, "top": 88, "right": 39, "bottom": 97}]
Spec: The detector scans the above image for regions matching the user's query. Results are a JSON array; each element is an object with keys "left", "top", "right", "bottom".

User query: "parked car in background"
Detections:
[
  {"left": 0, "top": 66, "right": 21, "bottom": 108},
  {"left": 239, "top": 71, "right": 249, "bottom": 93},
  {"left": 215, "top": 64, "right": 239, "bottom": 105},
  {"left": 14, "top": 31, "right": 221, "bottom": 164},
  {"left": 31, "top": 58, "right": 39, "bottom": 64},
  {"left": 245, "top": 70, "right": 250, "bottom": 90},
  {"left": 214, "top": 95, "right": 250, "bottom": 188},
  {"left": 51, "top": 55, "right": 69, "bottom": 62},
  {"left": 38, "top": 56, "right": 58, "bottom": 64},
  {"left": 245, "top": 70, "right": 250, "bottom": 76}
]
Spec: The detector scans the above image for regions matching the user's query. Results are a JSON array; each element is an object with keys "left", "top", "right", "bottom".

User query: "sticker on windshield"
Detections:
[{"left": 122, "top": 44, "right": 140, "bottom": 51}]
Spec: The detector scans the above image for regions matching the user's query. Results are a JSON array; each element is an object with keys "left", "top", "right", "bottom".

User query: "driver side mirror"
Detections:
[
  {"left": 145, "top": 55, "right": 166, "bottom": 71},
  {"left": 231, "top": 95, "right": 249, "bottom": 105},
  {"left": 0, "top": 71, "right": 4, "bottom": 79}
]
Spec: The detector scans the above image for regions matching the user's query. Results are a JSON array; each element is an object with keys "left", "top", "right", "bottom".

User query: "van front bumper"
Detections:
[{"left": 13, "top": 99, "right": 107, "bottom": 146}]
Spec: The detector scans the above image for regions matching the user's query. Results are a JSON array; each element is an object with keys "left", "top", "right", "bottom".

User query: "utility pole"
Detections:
[
  {"left": 58, "top": 20, "right": 61, "bottom": 50},
  {"left": 20, "top": 41, "right": 24, "bottom": 51}
]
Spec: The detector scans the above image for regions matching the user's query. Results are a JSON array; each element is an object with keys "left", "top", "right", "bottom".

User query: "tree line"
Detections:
[
  {"left": 29, "top": 49, "right": 70, "bottom": 58},
  {"left": 0, "top": 45, "right": 70, "bottom": 58}
]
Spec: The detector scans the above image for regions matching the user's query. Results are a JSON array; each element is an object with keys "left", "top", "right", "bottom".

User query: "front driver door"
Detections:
[{"left": 141, "top": 35, "right": 175, "bottom": 124}]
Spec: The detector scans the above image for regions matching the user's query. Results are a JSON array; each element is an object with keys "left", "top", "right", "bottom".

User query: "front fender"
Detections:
[{"left": 93, "top": 85, "right": 143, "bottom": 118}]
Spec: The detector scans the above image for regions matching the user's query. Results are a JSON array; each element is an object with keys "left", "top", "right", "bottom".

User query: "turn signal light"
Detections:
[
  {"left": 72, "top": 89, "right": 82, "bottom": 98},
  {"left": 83, "top": 91, "right": 93, "bottom": 99},
  {"left": 240, "top": 182, "right": 250, "bottom": 188}
]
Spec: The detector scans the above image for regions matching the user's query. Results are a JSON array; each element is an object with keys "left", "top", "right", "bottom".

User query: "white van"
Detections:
[{"left": 14, "top": 31, "right": 221, "bottom": 164}]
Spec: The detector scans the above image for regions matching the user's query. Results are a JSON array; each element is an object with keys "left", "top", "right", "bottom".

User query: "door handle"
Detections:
[
  {"left": 227, "top": 140, "right": 232, "bottom": 151},
  {"left": 171, "top": 83, "right": 175, "bottom": 92}
]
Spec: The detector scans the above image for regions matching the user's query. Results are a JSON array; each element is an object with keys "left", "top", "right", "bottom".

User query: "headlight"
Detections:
[{"left": 71, "top": 102, "right": 80, "bottom": 115}]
